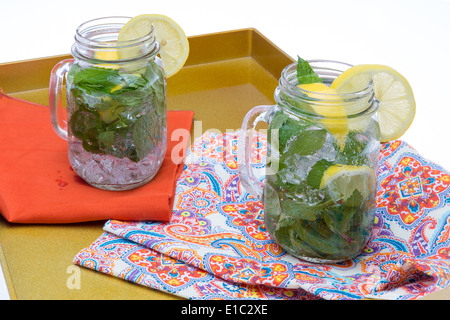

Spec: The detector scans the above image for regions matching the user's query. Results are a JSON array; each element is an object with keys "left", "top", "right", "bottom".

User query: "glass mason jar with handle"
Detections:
[
  {"left": 238, "top": 60, "right": 380, "bottom": 263},
  {"left": 49, "top": 16, "right": 167, "bottom": 191}
]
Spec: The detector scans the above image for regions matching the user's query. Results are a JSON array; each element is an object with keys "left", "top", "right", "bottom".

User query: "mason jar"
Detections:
[
  {"left": 238, "top": 60, "right": 380, "bottom": 263},
  {"left": 49, "top": 16, "right": 167, "bottom": 191}
]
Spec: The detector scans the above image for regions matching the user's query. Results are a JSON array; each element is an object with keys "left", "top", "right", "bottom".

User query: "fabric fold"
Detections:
[{"left": 74, "top": 132, "right": 450, "bottom": 300}]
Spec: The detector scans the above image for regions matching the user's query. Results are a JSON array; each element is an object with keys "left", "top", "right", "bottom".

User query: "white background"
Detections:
[{"left": 0, "top": 0, "right": 449, "bottom": 168}]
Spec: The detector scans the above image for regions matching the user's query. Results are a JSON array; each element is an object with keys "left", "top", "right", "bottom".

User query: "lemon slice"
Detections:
[
  {"left": 94, "top": 51, "right": 119, "bottom": 61},
  {"left": 331, "top": 65, "right": 415, "bottom": 142},
  {"left": 298, "top": 82, "right": 348, "bottom": 147},
  {"left": 93, "top": 51, "right": 121, "bottom": 69},
  {"left": 118, "top": 14, "right": 189, "bottom": 78},
  {"left": 320, "top": 164, "right": 376, "bottom": 201}
]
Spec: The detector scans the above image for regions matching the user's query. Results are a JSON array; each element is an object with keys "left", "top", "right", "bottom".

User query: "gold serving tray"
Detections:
[
  {"left": 0, "top": 29, "right": 292, "bottom": 300},
  {"left": 0, "top": 29, "right": 448, "bottom": 300}
]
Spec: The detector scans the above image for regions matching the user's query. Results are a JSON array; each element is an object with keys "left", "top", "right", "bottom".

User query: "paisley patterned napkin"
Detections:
[{"left": 74, "top": 132, "right": 450, "bottom": 300}]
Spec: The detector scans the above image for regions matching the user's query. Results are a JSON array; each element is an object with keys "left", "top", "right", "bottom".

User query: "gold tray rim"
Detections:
[{"left": 0, "top": 28, "right": 294, "bottom": 300}]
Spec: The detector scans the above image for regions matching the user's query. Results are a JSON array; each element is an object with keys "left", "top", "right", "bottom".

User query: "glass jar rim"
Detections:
[
  {"left": 280, "top": 60, "right": 374, "bottom": 98},
  {"left": 73, "top": 16, "right": 159, "bottom": 63},
  {"left": 277, "top": 60, "right": 377, "bottom": 119}
]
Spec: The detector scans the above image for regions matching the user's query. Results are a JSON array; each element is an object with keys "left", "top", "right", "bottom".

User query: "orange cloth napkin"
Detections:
[{"left": 0, "top": 92, "right": 194, "bottom": 224}]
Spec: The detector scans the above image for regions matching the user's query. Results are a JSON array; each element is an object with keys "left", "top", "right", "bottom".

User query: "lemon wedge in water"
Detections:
[
  {"left": 320, "top": 164, "right": 376, "bottom": 201},
  {"left": 297, "top": 82, "right": 348, "bottom": 147}
]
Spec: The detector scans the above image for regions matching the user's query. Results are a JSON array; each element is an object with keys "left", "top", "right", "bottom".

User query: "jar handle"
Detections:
[
  {"left": 49, "top": 59, "right": 74, "bottom": 141},
  {"left": 238, "top": 105, "right": 275, "bottom": 199}
]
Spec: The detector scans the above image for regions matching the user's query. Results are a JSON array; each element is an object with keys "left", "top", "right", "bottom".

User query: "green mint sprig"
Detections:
[{"left": 296, "top": 56, "right": 323, "bottom": 85}]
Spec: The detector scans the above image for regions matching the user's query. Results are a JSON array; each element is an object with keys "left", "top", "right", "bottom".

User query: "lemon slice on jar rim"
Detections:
[
  {"left": 118, "top": 14, "right": 189, "bottom": 78},
  {"left": 331, "top": 64, "right": 416, "bottom": 142}
]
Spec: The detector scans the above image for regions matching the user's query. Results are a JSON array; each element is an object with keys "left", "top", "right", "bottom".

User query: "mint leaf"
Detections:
[
  {"left": 98, "top": 131, "right": 115, "bottom": 148},
  {"left": 337, "top": 131, "right": 369, "bottom": 166},
  {"left": 268, "top": 111, "right": 309, "bottom": 152},
  {"left": 71, "top": 66, "right": 122, "bottom": 94},
  {"left": 133, "top": 114, "right": 153, "bottom": 161},
  {"left": 144, "top": 61, "right": 166, "bottom": 117},
  {"left": 306, "top": 159, "right": 333, "bottom": 189},
  {"left": 345, "top": 189, "right": 364, "bottom": 208},
  {"left": 297, "top": 56, "right": 323, "bottom": 85},
  {"left": 110, "top": 73, "right": 148, "bottom": 94},
  {"left": 286, "top": 128, "right": 327, "bottom": 156},
  {"left": 71, "top": 66, "right": 148, "bottom": 95},
  {"left": 281, "top": 197, "right": 324, "bottom": 221}
]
